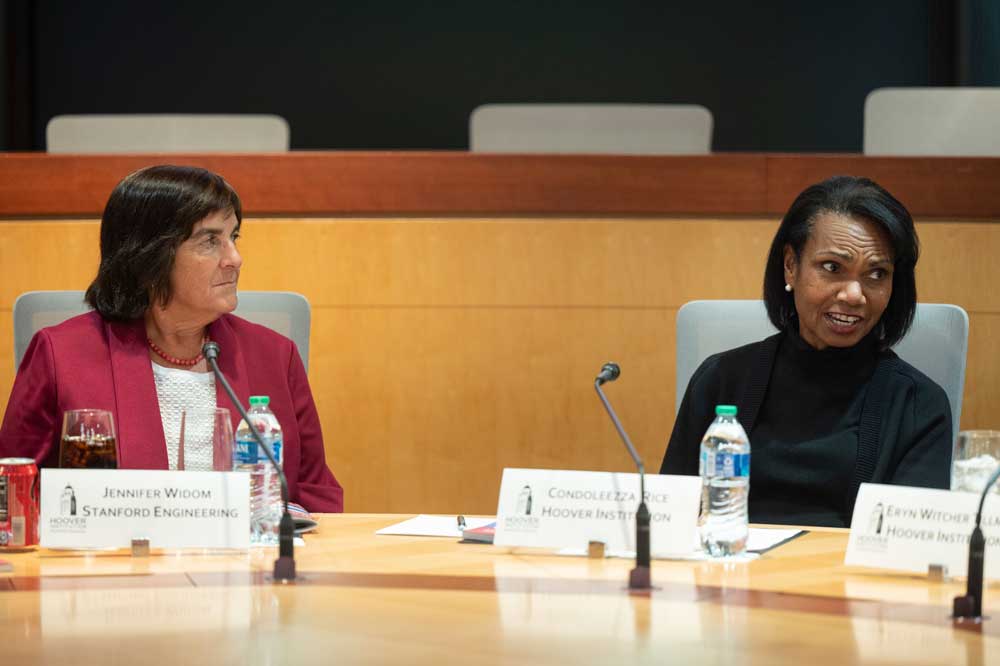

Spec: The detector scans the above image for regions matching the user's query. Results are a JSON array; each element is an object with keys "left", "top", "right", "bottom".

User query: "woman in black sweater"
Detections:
[{"left": 660, "top": 176, "right": 951, "bottom": 528}]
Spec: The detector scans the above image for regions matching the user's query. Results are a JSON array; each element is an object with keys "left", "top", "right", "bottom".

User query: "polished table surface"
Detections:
[{"left": 2, "top": 514, "right": 997, "bottom": 664}]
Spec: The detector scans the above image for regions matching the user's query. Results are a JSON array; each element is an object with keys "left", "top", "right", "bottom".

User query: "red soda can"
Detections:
[{"left": 0, "top": 457, "right": 39, "bottom": 549}]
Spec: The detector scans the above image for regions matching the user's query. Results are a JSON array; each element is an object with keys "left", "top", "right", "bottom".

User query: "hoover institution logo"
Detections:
[
  {"left": 503, "top": 484, "right": 541, "bottom": 533},
  {"left": 60, "top": 484, "right": 77, "bottom": 516},
  {"left": 855, "top": 502, "right": 889, "bottom": 553},
  {"left": 516, "top": 485, "right": 533, "bottom": 516},
  {"left": 49, "top": 483, "right": 87, "bottom": 533}
]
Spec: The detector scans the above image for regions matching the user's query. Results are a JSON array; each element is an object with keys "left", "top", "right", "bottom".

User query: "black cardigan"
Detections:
[{"left": 660, "top": 332, "right": 952, "bottom": 527}]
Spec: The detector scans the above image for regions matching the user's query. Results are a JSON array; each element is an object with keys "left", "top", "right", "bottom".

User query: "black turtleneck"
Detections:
[
  {"left": 661, "top": 327, "right": 951, "bottom": 528},
  {"left": 749, "top": 327, "right": 878, "bottom": 526}
]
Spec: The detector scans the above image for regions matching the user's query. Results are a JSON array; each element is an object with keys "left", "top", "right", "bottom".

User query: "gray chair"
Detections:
[
  {"left": 863, "top": 87, "right": 1000, "bottom": 156},
  {"left": 46, "top": 114, "right": 290, "bottom": 153},
  {"left": 469, "top": 103, "right": 713, "bottom": 154},
  {"left": 12, "top": 290, "right": 311, "bottom": 372},
  {"left": 674, "top": 300, "right": 969, "bottom": 440}
]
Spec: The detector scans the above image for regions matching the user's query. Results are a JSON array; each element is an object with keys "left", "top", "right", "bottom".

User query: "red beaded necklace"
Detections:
[{"left": 147, "top": 335, "right": 209, "bottom": 367}]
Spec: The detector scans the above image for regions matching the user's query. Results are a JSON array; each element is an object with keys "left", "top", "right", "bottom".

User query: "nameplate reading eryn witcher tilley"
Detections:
[
  {"left": 846, "top": 482, "right": 1000, "bottom": 579},
  {"left": 40, "top": 468, "right": 250, "bottom": 549},
  {"left": 493, "top": 468, "right": 700, "bottom": 556}
]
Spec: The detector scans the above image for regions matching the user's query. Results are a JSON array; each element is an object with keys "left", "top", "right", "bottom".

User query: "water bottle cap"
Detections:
[
  {"left": 249, "top": 395, "right": 270, "bottom": 406},
  {"left": 715, "top": 404, "right": 737, "bottom": 416}
]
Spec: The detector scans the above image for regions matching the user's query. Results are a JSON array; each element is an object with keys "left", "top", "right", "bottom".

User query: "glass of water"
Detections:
[
  {"left": 952, "top": 430, "right": 1000, "bottom": 494},
  {"left": 176, "top": 407, "right": 234, "bottom": 472}
]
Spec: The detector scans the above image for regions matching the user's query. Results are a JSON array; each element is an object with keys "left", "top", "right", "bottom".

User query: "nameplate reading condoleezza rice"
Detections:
[
  {"left": 845, "top": 482, "right": 1000, "bottom": 579},
  {"left": 492, "top": 468, "right": 700, "bottom": 556},
  {"left": 40, "top": 468, "right": 250, "bottom": 549}
]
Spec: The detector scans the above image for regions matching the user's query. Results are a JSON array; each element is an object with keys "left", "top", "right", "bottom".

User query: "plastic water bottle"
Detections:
[
  {"left": 699, "top": 404, "right": 750, "bottom": 557},
  {"left": 233, "top": 395, "right": 283, "bottom": 545}
]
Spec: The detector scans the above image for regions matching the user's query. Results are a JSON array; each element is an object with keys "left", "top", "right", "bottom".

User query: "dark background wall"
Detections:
[{"left": 2, "top": 0, "right": 997, "bottom": 152}]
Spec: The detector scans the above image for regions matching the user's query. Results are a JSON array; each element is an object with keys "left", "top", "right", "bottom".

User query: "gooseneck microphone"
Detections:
[
  {"left": 594, "top": 362, "right": 651, "bottom": 590},
  {"left": 204, "top": 341, "right": 296, "bottom": 582},
  {"left": 953, "top": 463, "right": 1000, "bottom": 620}
]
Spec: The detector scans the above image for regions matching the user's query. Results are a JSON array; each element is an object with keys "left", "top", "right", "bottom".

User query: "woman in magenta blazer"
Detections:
[{"left": 0, "top": 165, "right": 343, "bottom": 513}]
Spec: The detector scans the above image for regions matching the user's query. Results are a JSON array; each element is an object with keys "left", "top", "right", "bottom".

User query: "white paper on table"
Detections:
[
  {"left": 746, "top": 527, "right": 803, "bottom": 552},
  {"left": 376, "top": 514, "right": 495, "bottom": 538},
  {"left": 553, "top": 527, "right": 802, "bottom": 560}
]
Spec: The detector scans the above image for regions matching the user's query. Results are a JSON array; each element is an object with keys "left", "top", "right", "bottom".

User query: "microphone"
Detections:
[
  {"left": 596, "top": 363, "right": 620, "bottom": 385},
  {"left": 204, "top": 341, "right": 297, "bottom": 582},
  {"left": 953, "top": 463, "right": 1000, "bottom": 620},
  {"left": 593, "top": 362, "right": 651, "bottom": 590}
]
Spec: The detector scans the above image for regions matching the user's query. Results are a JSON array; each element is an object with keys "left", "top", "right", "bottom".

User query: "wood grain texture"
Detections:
[
  {"left": 766, "top": 154, "right": 1000, "bottom": 218},
  {"left": 0, "top": 152, "right": 767, "bottom": 216},
  {"left": 2, "top": 216, "right": 999, "bottom": 514},
  {"left": 0, "top": 517, "right": 997, "bottom": 665},
  {"left": 3, "top": 152, "right": 1000, "bottom": 217}
]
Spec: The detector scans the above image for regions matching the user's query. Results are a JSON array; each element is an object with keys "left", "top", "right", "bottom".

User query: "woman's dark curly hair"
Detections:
[
  {"left": 85, "top": 165, "right": 242, "bottom": 321},
  {"left": 762, "top": 175, "right": 919, "bottom": 349}
]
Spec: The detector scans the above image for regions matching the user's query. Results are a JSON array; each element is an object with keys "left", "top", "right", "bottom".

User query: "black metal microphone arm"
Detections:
[
  {"left": 953, "top": 462, "right": 1000, "bottom": 620},
  {"left": 595, "top": 369, "right": 645, "bottom": 502},
  {"left": 203, "top": 342, "right": 296, "bottom": 582},
  {"left": 594, "top": 362, "right": 651, "bottom": 589}
]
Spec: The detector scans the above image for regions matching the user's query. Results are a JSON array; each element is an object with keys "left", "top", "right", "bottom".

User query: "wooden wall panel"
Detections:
[
  {"left": 766, "top": 156, "right": 1000, "bottom": 219},
  {"left": 4, "top": 153, "right": 1000, "bottom": 218},
  {"left": 0, "top": 221, "right": 99, "bottom": 304},
  {"left": 1, "top": 216, "right": 998, "bottom": 513},
  {"left": 311, "top": 307, "right": 675, "bottom": 513},
  {"left": 0, "top": 153, "right": 768, "bottom": 217},
  {"left": 959, "top": 313, "right": 1000, "bottom": 433},
  {"left": 234, "top": 218, "right": 775, "bottom": 307},
  {"left": 0, "top": 312, "right": 12, "bottom": 397},
  {"left": 914, "top": 223, "right": 1000, "bottom": 312}
]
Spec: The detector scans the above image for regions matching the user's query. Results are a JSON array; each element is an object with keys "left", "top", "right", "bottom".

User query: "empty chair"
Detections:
[
  {"left": 674, "top": 300, "right": 969, "bottom": 440},
  {"left": 13, "top": 290, "right": 311, "bottom": 371},
  {"left": 469, "top": 103, "right": 713, "bottom": 154},
  {"left": 863, "top": 88, "right": 1000, "bottom": 156},
  {"left": 46, "top": 114, "right": 290, "bottom": 153}
]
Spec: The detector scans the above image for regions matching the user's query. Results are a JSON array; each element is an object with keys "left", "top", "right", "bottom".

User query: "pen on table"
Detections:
[{"left": 457, "top": 515, "right": 466, "bottom": 532}]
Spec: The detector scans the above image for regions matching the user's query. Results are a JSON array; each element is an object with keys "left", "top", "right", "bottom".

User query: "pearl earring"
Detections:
[{"left": 785, "top": 283, "right": 792, "bottom": 292}]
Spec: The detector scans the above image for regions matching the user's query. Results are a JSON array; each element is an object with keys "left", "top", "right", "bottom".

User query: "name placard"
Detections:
[
  {"left": 40, "top": 469, "right": 250, "bottom": 550},
  {"left": 493, "top": 468, "right": 700, "bottom": 556},
  {"left": 845, "top": 483, "right": 1000, "bottom": 578}
]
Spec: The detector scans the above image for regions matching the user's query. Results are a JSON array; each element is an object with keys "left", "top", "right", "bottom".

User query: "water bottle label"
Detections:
[
  {"left": 701, "top": 451, "right": 749, "bottom": 478},
  {"left": 234, "top": 437, "right": 259, "bottom": 465},
  {"left": 234, "top": 438, "right": 282, "bottom": 466}
]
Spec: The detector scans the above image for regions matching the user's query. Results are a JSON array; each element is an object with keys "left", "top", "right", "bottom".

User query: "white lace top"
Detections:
[{"left": 151, "top": 362, "right": 217, "bottom": 471}]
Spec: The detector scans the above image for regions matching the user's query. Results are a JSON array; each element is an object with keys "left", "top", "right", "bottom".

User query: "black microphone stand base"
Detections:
[
  {"left": 954, "top": 525, "right": 986, "bottom": 620},
  {"left": 272, "top": 511, "right": 297, "bottom": 583},
  {"left": 628, "top": 565, "right": 652, "bottom": 591},
  {"left": 273, "top": 557, "right": 297, "bottom": 583},
  {"left": 952, "top": 596, "right": 984, "bottom": 622}
]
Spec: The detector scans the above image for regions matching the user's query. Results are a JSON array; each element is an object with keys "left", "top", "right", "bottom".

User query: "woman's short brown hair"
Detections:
[{"left": 85, "top": 165, "right": 242, "bottom": 321}]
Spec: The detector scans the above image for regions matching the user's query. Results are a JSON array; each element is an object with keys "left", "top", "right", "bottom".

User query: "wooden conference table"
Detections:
[{"left": 1, "top": 514, "right": 996, "bottom": 664}]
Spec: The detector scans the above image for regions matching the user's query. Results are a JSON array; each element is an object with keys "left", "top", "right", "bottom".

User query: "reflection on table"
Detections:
[{"left": 2, "top": 514, "right": 998, "bottom": 664}]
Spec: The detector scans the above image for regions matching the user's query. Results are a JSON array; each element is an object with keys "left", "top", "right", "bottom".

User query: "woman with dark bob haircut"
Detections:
[
  {"left": 661, "top": 175, "right": 950, "bottom": 528},
  {"left": 0, "top": 165, "right": 343, "bottom": 514}
]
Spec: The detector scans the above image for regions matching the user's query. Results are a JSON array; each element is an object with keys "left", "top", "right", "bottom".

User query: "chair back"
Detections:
[
  {"left": 46, "top": 114, "right": 290, "bottom": 153},
  {"left": 675, "top": 300, "right": 968, "bottom": 440},
  {"left": 469, "top": 103, "right": 713, "bottom": 154},
  {"left": 13, "top": 290, "right": 311, "bottom": 372},
  {"left": 232, "top": 291, "right": 311, "bottom": 371},
  {"left": 863, "top": 87, "right": 1000, "bottom": 156}
]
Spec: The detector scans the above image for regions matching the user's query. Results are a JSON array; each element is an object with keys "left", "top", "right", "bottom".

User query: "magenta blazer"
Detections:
[{"left": 0, "top": 311, "right": 343, "bottom": 513}]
